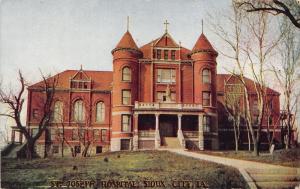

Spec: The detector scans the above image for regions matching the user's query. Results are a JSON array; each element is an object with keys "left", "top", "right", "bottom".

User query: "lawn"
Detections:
[
  {"left": 1, "top": 150, "right": 248, "bottom": 189},
  {"left": 196, "top": 147, "right": 300, "bottom": 167}
]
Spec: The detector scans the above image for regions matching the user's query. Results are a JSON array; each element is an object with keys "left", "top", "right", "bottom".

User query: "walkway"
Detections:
[{"left": 162, "top": 149, "right": 300, "bottom": 189}]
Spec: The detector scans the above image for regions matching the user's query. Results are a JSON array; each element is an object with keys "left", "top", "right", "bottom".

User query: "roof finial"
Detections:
[
  {"left": 164, "top": 20, "right": 170, "bottom": 33},
  {"left": 80, "top": 64, "right": 83, "bottom": 70},
  {"left": 127, "top": 16, "right": 129, "bottom": 31},
  {"left": 201, "top": 19, "right": 204, "bottom": 34}
]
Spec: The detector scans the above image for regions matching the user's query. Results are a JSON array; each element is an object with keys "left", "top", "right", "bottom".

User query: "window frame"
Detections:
[
  {"left": 164, "top": 50, "right": 168, "bottom": 60},
  {"left": 157, "top": 49, "right": 162, "bottom": 59},
  {"left": 96, "top": 101, "right": 105, "bottom": 123},
  {"left": 156, "top": 69, "right": 176, "bottom": 84},
  {"left": 121, "top": 114, "right": 131, "bottom": 132},
  {"left": 202, "top": 69, "right": 211, "bottom": 84},
  {"left": 171, "top": 50, "right": 176, "bottom": 60},
  {"left": 101, "top": 129, "right": 108, "bottom": 142},
  {"left": 73, "top": 100, "right": 85, "bottom": 122},
  {"left": 122, "top": 67, "right": 131, "bottom": 82},
  {"left": 52, "top": 101, "right": 63, "bottom": 123},
  {"left": 202, "top": 91, "right": 211, "bottom": 106},
  {"left": 122, "top": 90, "right": 131, "bottom": 105},
  {"left": 203, "top": 116, "right": 211, "bottom": 132}
]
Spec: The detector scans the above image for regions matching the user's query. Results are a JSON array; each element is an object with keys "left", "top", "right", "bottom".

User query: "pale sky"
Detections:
[{"left": 0, "top": 0, "right": 298, "bottom": 144}]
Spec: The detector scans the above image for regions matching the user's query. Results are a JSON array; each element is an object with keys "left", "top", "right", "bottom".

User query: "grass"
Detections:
[
  {"left": 1, "top": 150, "right": 248, "bottom": 189},
  {"left": 196, "top": 147, "right": 300, "bottom": 167}
]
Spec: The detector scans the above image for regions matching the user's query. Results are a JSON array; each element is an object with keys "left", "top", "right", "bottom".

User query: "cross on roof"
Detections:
[{"left": 164, "top": 20, "right": 170, "bottom": 33}]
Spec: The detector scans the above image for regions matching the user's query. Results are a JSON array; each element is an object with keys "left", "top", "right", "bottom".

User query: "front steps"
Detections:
[
  {"left": 246, "top": 168, "right": 300, "bottom": 189},
  {"left": 160, "top": 137, "right": 182, "bottom": 149}
]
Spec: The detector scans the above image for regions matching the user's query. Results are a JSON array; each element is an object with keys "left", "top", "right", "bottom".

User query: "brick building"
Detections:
[{"left": 26, "top": 26, "right": 283, "bottom": 156}]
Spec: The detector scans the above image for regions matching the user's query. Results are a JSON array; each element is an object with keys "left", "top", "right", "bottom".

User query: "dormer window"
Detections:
[
  {"left": 157, "top": 50, "right": 162, "bottom": 59},
  {"left": 164, "top": 50, "right": 168, "bottom": 60},
  {"left": 71, "top": 81, "right": 90, "bottom": 89},
  {"left": 171, "top": 50, "right": 176, "bottom": 60}
]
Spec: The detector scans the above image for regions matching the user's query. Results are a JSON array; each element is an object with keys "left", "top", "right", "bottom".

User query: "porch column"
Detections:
[
  {"left": 19, "top": 131, "right": 23, "bottom": 144},
  {"left": 133, "top": 114, "right": 139, "bottom": 151},
  {"left": 178, "top": 114, "right": 182, "bottom": 131},
  {"left": 155, "top": 113, "right": 159, "bottom": 131},
  {"left": 11, "top": 130, "right": 15, "bottom": 143},
  {"left": 198, "top": 114, "right": 204, "bottom": 150},
  {"left": 177, "top": 114, "right": 185, "bottom": 149},
  {"left": 155, "top": 113, "right": 160, "bottom": 149}
]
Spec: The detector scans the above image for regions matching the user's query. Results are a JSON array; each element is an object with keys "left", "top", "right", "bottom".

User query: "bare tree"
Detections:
[
  {"left": 210, "top": 1, "right": 282, "bottom": 155},
  {"left": 236, "top": 0, "right": 300, "bottom": 29},
  {"left": 224, "top": 81, "right": 244, "bottom": 151},
  {"left": 0, "top": 71, "right": 58, "bottom": 159},
  {"left": 273, "top": 19, "right": 300, "bottom": 148}
]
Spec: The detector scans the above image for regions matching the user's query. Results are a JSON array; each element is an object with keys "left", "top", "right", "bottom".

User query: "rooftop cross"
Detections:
[
  {"left": 127, "top": 16, "right": 130, "bottom": 31},
  {"left": 164, "top": 20, "right": 170, "bottom": 33},
  {"left": 202, "top": 19, "right": 204, "bottom": 33}
]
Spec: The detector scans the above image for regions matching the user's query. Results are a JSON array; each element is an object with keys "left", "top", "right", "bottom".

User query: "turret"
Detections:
[
  {"left": 191, "top": 33, "right": 218, "bottom": 108},
  {"left": 110, "top": 31, "right": 142, "bottom": 151}
]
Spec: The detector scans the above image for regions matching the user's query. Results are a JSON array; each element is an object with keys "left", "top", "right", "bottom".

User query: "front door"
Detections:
[{"left": 159, "top": 115, "right": 178, "bottom": 137}]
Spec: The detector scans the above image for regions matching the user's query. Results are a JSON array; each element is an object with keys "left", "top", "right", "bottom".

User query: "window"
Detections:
[
  {"left": 202, "top": 92, "right": 211, "bottom": 106},
  {"left": 121, "top": 139, "right": 130, "bottom": 150},
  {"left": 121, "top": 115, "right": 131, "bottom": 132},
  {"left": 157, "top": 69, "right": 176, "bottom": 83},
  {"left": 73, "top": 100, "right": 85, "bottom": 122},
  {"left": 122, "top": 90, "right": 131, "bottom": 105},
  {"left": 153, "top": 50, "right": 156, "bottom": 59},
  {"left": 101, "top": 129, "right": 108, "bottom": 142},
  {"left": 268, "top": 116, "right": 273, "bottom": 125},
  {"left": 96, "top": 146, "right": 102, "bottom": 154},
  {"left": 171, "top": 50, "right": 176, "bottom": 60},
  {"left": 164, "top": 50, "right": 168, "bottom": 60},
  {"left": 72, "top": 129, "right": 78, "bottom": 140},
  {"left": 75, "top": 146, "right": 81, "bottom": 154},
  {"left": 52, "top": 145, "right": 59, "bottom": 154},
  {"left": 96, "top": 102, "right": 105, "bottom": 122},
  {"left": 53, "top": 101, "right": 63, "bottom": 122},
  {"left": 122, "top": 67, "right": 131, "bottom": 81},
  {"left": 253, "top": 100, "right": 258, "bottom": 114},
  {"left": 202, "top": 69, "right": 211, "bottom": 84},
  {"left": 203, "top": 116, "right": 211, "bottom": 132},
  {"left": 157, "top": 49, "right": 161, "bottom": 59},
  {"left": 32, "top": 109, "right": 39, "bottom": 119},
  {"left": 50, "top": 129, "right": 57, "bottom": 140},
  {"left": 268, "top": 100, "right": 273, "bottom": 110},
  {"left": 93, "top": 129, "right": 100, "bottom": 140}
]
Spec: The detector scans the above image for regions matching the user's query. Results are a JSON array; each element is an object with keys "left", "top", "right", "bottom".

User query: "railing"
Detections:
[
  {"left": 135, "top": 102, "right": 202, "bottom": 110},
  {"left": 183, "top": 131, "right": 199, "bottom": 138},
  {"left": 138, "top": 130, "right": 155, "bottom": 138}
]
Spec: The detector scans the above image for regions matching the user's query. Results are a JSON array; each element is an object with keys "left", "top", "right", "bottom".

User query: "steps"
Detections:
[
  {"left": 161, "top": 137, "right": 181, "bottom": 148},
  {"left": 246, "top": 168, "right": 300, "bottom": 189}
]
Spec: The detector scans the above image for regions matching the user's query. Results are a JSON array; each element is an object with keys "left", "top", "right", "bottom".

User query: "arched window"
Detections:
[
  {"left": 202, "top": 69, "right": 211, "bottom": 84},
  {"left": 53, "top": 101, "right": 63, "bottom": 122},
  {"left": 96, "top": 101, "right": 105, "bottom": 122},
  {"left": 73, "top": 100, "right": 85, "bottom": 122},
  {"left": 122, "top": 67, "right": 131, "bottom": 81}
]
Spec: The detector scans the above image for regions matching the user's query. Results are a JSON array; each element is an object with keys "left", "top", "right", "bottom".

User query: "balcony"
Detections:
[{"left": 134, "top": 102, "right": 202, "bottom": 111}]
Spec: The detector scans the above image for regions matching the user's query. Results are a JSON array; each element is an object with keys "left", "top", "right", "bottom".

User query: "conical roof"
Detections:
[
  {"left": 192, "top": 33, "right": 217, "bottom": 54},
  {"left": 115, "top": 31, "right": 139, "bottom": 50}
]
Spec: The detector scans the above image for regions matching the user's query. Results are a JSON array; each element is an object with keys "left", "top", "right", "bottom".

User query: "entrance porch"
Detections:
[{"left": 134, "top": 113, "right": 205, "bottom": 150}]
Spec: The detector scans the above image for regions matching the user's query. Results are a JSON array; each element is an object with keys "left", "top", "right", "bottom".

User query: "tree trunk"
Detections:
[
  {"left": 253, "top": 141, "right": 259, "bottom": 156},
  {"left": 26, "top": 140, "right": 35, "bottom": 160}
]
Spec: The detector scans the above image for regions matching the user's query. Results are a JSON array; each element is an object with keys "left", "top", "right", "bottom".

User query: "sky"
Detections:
[{"left": 0, "top": 0, "right": 299, "bottom": 144}]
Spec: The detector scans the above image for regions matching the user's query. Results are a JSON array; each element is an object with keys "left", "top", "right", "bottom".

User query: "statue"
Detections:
[{"left": 165, "top": 84, "right": 171, "bottom": 102}]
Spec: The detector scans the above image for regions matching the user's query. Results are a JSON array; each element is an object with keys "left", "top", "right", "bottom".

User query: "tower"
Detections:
[
  {"left": 191, "top": 33, "right": 219, "bottom": 150},
  {"left": 110, "top": 31, "right": 142, "bottom": 151}
]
